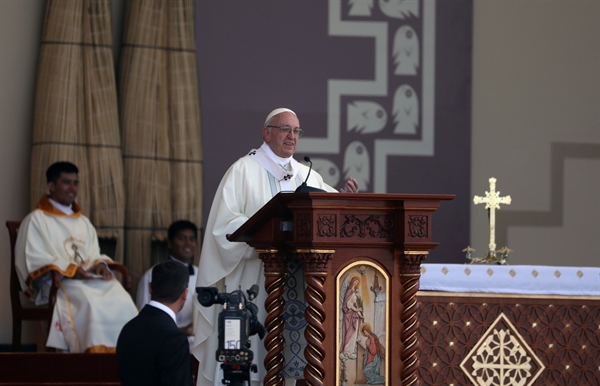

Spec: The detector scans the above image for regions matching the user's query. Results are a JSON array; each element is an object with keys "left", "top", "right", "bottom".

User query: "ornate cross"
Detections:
[{"left": 473, "top": 177, "right": 511, "bottom": 252}]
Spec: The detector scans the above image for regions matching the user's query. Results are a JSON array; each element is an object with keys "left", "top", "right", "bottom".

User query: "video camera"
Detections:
[{"left": 196, "top": 285, "right": 266, "bottom": 386}]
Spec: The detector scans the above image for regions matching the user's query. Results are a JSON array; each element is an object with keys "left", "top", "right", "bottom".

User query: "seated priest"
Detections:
[
  {"left": 15, "top": 161, "right": 138, "bottom": 353},
  {"left": 136, "top": 219, "right": 199, "bottom": 349}
]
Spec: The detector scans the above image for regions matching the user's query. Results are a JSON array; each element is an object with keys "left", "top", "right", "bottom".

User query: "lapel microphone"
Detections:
[{"left": 295, "top": 156, "right": 326, "bottom": 193}]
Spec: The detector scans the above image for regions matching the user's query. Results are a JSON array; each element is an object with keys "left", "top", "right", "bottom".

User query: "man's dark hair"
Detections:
[
  {"left": 150, "top": 260, "right": 188, "bottom": 303},
  {"left": 168, "top": 220, "right": 198, "bottom": 242},
  {"left": 46, "top": 161, "right": 79, "bottom": 183}
]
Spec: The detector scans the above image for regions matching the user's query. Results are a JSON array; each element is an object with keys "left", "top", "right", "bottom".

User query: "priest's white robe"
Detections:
[
  {"left": 15, "top": 196, "right": 138, "bottom": 353},
  {"left": 193, "top": 145, "right": 336, "bottom": 386}
]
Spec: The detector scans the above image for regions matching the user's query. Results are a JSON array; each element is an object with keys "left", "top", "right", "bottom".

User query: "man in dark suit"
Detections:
[{"left": 117, "top": 260, "right": 194, "bottom": 385}]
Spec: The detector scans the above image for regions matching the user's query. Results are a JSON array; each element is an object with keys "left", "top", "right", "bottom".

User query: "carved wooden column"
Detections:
[
  {"left": 398, "top": 251, "right": 428, "bottom": 386},
  {"left": 259, "top": 249, "right": 288, "bottom": 386},
  {"left": 297, "top": 249, "right": 334, "bottom": 386}
]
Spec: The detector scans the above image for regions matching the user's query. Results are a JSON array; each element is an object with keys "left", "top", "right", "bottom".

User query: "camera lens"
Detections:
[
  {"left": 196, "top": 287, "right": 218, "bottom": 307},
  {"left": 198, "top": 292, "right": 213, "bottom": 306}
]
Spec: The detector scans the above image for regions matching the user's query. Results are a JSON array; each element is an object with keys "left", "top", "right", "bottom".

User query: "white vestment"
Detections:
[
  {"left": 137, "top": 258, "right": 198, "bottom": 349},
  {"left": 193, "top": 144, "right": 336, "bottom": 386},
  {"left": 15, "top": 196, "right": 138, "bottom": 353}
]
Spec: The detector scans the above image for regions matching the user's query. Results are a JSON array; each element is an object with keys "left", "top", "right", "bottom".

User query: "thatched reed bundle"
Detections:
[
  {"left": 30, "top": 0, "right": 125, "bottom": 260},
  {"left": 120, "top": 0, "right": 203, "bottom": 288}
]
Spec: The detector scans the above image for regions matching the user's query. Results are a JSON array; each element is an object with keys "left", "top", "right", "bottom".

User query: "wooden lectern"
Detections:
[{"left": 228, "top": 192, "right": 453, "bottom": 386}]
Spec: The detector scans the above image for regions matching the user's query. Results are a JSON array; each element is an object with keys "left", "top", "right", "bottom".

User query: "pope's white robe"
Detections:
[
  {"left": 193, "top": 145, "right": 336, "bottom": 386},
  {"left": 15, "top": 196, "right": 138, "bottom": 353}
]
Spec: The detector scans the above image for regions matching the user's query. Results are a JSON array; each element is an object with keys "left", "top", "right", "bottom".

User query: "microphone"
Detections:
[
  {"left": 247, "top": 284, "right": 259, "bottom": 301},
  {"left": 295, "top": 156, "right": 326, "bottom": 193},
  {"left": 303, "top": 156, "right": 313, "bottom": 182}
]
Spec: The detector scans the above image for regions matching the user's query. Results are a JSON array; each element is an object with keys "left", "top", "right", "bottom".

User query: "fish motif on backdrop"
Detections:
[{"left": 297, "top": 0, "right": 437, "bottom": 193}]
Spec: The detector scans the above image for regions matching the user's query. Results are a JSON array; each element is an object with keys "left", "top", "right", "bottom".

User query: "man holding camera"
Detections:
[
  {"left": 136, "top": 220, "right": 199, "bottom": 349},
  {"left": 117, "top": 260, "right": 194, "bottom": 386}
]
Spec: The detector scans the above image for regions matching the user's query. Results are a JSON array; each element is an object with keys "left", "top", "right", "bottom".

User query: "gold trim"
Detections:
[
  {"left": 307, "top": 272, "right": 328, "bottom": 277},
  {"left": 295, "top": 249, "right": 335, "bottom": 254},
  {"left": 85, "top": 345, "right": 116, "bottom": 353},
  {"left": 417, "top": 290, "right": 600, "bottom": 300},
  {"left": 288, "top": 205, "right": 439, "bottom": 211},
  {"left": 402, "top": 250, "right": 430, "bottom": 255},
  {"left": 37, "top": 195, "right": 82, "bottom": 218},
  {"left": 61, "top": 280, "right": 80, "bottom": 352},
  {"left": 26, "top": 264, "right": 78, "bottom": 287},
  {"left": 256, "top": 248, "right": 279, "bottom": 254}
]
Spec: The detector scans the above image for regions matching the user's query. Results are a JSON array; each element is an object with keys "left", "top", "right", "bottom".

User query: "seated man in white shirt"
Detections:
[{"left": 136, "top": 220, "right": 199, "bottom": 347}]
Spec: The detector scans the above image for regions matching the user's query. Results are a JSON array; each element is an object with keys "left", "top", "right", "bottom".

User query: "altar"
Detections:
[{"left": 417, "top": 264, "right": 600, "bottom": 386}]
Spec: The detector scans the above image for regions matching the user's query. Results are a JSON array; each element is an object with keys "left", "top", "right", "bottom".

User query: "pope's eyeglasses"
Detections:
[{"left": 267, "top": 125, "right": 304, "bottom": 137}]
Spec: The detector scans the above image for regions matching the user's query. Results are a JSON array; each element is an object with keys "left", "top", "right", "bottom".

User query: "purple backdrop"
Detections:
[{"left": 195, "top": 0, "right": 473, "bottom": 263}]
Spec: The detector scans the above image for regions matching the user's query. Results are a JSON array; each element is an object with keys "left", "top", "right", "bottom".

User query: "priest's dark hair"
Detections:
[
  {"left": 150, "top": 260, "right": 188, "bottom": 304},
  {"left": 167, "top": 220, "right": 198, "bottom": 241},
  {"left": 46, "top": 161, "right": 79, "bottom": 183}
]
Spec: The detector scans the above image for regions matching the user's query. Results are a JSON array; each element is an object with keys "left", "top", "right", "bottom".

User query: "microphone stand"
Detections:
[{"left": 295, "top": 156, "right": 326, "bottom": 193}]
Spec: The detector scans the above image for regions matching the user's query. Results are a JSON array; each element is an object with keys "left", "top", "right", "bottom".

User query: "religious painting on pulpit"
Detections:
[{"left": 337, "top": 261, "right": 389, "bottom": 386}]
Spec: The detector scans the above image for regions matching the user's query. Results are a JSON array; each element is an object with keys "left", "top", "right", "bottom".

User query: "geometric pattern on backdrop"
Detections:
[
  {"left": 298, "top": 0, "right": 436, "bottom": 193},
  {"left": 197, "top": 0, "right": 472, "bottom": 264}
]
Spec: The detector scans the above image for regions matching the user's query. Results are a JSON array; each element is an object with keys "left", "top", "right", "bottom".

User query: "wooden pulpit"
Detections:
[{"left": 227, "top": 192, "right": 454, "bottom": 386}]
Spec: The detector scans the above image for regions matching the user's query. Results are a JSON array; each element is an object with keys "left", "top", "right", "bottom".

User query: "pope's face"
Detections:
[
  {"left": 263, "top": 112, "right": 300, "bottom": 158},
  {"left": 168, "top": 229, "right": 197, "bottom": 264},
  {"left": 48, "top": 172, "right": 79, "bottom": 206}
]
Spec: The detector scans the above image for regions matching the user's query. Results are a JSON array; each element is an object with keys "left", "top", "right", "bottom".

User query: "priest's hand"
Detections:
[
  {"left": 340, "top": 177, "right": 359, "bottom": 193},
  {"left": 73, "top": 264, "right": 111, "bottom": 280},
  {"left": 90, "top": 263, "right": 113, "bottom": 280},
  {"left": 73, "top": 266, "right": 93, "bottom": 280}
]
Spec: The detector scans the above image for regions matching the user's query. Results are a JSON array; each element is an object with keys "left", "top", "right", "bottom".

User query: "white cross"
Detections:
[{"left": 473, "top": 177, "right": 511, "bottom": 252}]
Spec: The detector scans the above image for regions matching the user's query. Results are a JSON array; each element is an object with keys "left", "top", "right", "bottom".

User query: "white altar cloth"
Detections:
[{"left": 420, "top": 264, "right": 600, "bottom": 296}]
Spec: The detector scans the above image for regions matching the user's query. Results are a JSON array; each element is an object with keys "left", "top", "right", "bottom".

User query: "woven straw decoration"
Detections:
[
  {"left": 120, "top": 0, "right": 203, "bottom": 292},
  {"left": 30, "top": 0, "right": 126, "bottom": 261}
]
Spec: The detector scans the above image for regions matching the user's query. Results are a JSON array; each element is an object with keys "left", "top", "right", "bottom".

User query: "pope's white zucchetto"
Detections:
[{"left": 264, "top": 108, "right": 296, "bottom": 126}]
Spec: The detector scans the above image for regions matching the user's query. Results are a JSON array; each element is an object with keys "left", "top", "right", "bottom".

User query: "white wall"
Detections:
[
  {"left": 470, "top": 0, "right": 600, "bottom": 266},
  {"left": 0, "top": 0, "right": 598, "bottom": 346},
  {"left": 0, "top": 0, "right": 46, "bottom": 349}
]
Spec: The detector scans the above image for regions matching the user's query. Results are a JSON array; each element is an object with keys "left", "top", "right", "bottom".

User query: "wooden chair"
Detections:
[
  {"left": 7, "top": 220, "right": 58, "bottom": 351},
  {"left": 6, "top": 220, "right": 133, "bottom": 352}
]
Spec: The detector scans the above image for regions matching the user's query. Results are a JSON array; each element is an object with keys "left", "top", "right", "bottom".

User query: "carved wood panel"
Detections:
[{"left": 417, "top": 294, "right": 600, "bottom": 386}]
